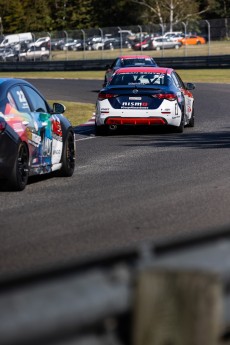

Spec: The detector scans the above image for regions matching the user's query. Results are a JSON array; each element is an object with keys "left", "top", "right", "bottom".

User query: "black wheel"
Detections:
[
  {"left": 95, "top": 122, "right": 108, "bottom": 136},
  {"left": 9, "top": 142, "right": 29, "bottom": 191},
  {"left": 188, "top": 108, "right": 195, "bottom": 127},
  {"left": 59, "top": 130, "right": 75, "bottom": 177}
]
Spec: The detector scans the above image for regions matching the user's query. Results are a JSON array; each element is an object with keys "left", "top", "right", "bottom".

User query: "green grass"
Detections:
[
  {"left": 175, "top": 69, "right": 230, "bottom": 83},
  {"left": 49, "top": 100, "right": 95, "bottom": 126},
  {"left": 1, "top": 69, "right": 229, "bottom": 126}
]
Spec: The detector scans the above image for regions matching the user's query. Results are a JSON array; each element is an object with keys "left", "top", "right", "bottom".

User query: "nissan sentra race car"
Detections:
[{"left": 95, "top": 66, "right": 195, "bottom": 135}]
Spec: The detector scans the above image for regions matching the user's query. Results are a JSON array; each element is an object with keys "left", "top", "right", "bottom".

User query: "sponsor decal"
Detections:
[
  {"left": 43, "top": 137, "right": 52, "bottom": 156},
  {"left": 12, "top": 122, "right": 24, "bottom": 133},
  {"left": 34, "top": 121, "right": 38, "bottom": 131},
  {"left": 52, "top": 118, "right": 63, "bottom": 137},
  {"left": 121, "top": 102, "right": 148, "bottom": 109},
  {"left": 52, "top": 133, "right": 63, "bottom": 142},
  {"left": 26, "top": 128, "right": 41, "bottom": 147},
  {"left": 52, "top": 139, "right": 63, "bottom": 164}
]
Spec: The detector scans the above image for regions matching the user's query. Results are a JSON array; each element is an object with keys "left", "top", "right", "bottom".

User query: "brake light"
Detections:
[
  {"left": 153, "top": 93, "right": 177, "bottom": 101},
  {"left": 98, "top": 93, "right": 117, "bottom": 100},
  {"left": 0, "top": 120, "right": 6, "bottom": 133}
]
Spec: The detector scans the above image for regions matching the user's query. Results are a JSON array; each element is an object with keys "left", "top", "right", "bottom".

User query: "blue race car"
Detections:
[{"left": 0, "top": 78, "right": 75, "bottom": 191}]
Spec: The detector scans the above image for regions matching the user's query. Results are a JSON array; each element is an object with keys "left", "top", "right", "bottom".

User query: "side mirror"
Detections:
[
  {"left": 186, "top": 82, "right": 195, "bottom": 90},
  {"left": 53, "top": 102, "right": 66, "bottom": 114}
]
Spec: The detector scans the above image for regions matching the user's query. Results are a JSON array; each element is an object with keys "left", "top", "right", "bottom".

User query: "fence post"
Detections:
[
  {"left": 205, "top": 20, "right": 211, "bottom": 56},
  {"left": 133, "top": 269, "right": 223, "bottom": 345}
]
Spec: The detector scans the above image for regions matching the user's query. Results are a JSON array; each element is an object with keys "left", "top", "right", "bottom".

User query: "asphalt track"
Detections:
[{"left": 1, "top": 79, "right": 230, "bottom": 280}]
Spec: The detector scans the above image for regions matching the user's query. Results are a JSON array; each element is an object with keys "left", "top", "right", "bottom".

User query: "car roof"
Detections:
[
  {"left": 119, "top": 55, "right": 154, "bottom": 59},
  {"left": 0, "top": 78, "right": 44, "bottom": 102},
  {"left": 114, "top": 67, "right": 173, "bottom": 74}
]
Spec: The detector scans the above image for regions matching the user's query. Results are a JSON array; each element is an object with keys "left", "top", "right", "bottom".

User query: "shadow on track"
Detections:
[{"left": 122, "top": 128, "right": 230, "bottom": 150}]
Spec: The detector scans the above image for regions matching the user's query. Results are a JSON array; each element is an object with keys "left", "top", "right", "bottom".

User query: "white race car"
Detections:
[{"left": 95, "top": 66, "right": 195, "bottom": 135}]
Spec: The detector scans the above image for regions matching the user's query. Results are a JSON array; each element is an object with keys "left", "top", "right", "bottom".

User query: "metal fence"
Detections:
[
  {"left": 0, "top": 18, "right": 230, "bottom": 63},
  {"left": 1, "top": 227, "right": 230, "bottom": 345}
]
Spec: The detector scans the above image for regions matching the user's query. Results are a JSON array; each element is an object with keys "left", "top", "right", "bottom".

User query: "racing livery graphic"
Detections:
[{"left": 0, "top": 78, "right": 75, "bottom": 191}]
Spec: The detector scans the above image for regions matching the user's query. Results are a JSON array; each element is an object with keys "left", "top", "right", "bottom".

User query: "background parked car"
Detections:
[
  {"left": 92, "top": 37, "right": 132, "bottom": 50},
  {"left": 50, "top": 38, "right": 65, "bottom": 50},
  {"left": 103, "top": 38, "right": 121, "bottom": 50},
  {"left": 71, "top": 39, "right": 87, "bottom": 51},
  {"left": 163, "top": 32, "right": 185, "bottom": 41},
  {"left": 19, "top": 46, "right": 50, "bottom": 61},
  {"left": 62, "top": 38, "right": 77, "bottom": 50},
  {"left": 131, "top": 36, "right": 181, "bottom": 50},
  {"left": 151, "top": 37, "right": 182, "bottom": 50},
  {"left": 131, "top": 36, "right": 153, "bottom": 50},
  {"left": 178, "top": 35, "right": 206, "bottom": 45},
  {"left": 31, "top": 37, "right": 51, "bottom": 49},
  {"left": 0, "top": 47, "right": 19, "bottom": 62}
]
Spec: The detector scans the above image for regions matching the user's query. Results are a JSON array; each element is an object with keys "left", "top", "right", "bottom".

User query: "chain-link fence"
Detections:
[{"left": 0, "top": 18, "right": 230, "bottom": 62}]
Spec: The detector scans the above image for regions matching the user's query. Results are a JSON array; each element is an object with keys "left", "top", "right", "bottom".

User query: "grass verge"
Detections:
[{"left": 49, "top": 100, "right": 95, "bottom": 126}]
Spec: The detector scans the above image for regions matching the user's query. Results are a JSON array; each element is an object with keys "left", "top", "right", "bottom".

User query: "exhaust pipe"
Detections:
[{"left": 109, "top": 124, "right": 117, "bottom": 130}]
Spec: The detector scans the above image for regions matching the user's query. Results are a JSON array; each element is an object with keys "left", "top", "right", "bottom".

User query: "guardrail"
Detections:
[
  {"left": 0, "top": 54, "right": 230, "bottom": 72},
  {"left": 1, "top": 227, "right": 230, "bottom": 345}
]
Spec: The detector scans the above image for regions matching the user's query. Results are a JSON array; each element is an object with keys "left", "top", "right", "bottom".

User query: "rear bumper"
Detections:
[{"left": 105, "top": 117, "right": 168, "bottom": 126}]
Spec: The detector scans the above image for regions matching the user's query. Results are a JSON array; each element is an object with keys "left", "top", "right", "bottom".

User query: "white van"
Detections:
[{"left": 0, "top": 32, "right": 33, "bottom": 47}]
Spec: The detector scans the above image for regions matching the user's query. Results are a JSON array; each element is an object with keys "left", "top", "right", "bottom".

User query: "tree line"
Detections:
[{"left": 0, "top": 0, "right": 229, "bottom": 35}]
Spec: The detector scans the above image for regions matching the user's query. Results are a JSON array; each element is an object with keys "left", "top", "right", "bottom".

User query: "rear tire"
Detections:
[
  {"left": 188, "top": 108, "right": 195, "bottom": 127},
  {"left": 59, "top": 130, "right": 75, "bottom": 177},
  {"left": 173, "top": 114, "right": 184, "bottom": 133},
  {"left": 9, "top": 142, "right": 29, "bottom": 191},
  {"left": 95, "top": 123, "right": 108, "bottom": 136}
]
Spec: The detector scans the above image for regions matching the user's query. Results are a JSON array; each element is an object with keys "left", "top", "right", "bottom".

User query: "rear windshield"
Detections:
[{"left": 110, "top": 72, "right": 167, "bottom": 86}]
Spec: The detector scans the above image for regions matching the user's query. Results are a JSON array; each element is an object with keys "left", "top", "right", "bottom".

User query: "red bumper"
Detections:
[{"left": 105, "top": 117, "right": 167, "bottom": 126}]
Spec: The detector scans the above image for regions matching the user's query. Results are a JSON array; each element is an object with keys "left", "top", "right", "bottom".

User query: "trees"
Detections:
[
  {"left": 210, "top": 0, "right": 230, "bottom": 39},
  {"left": 22, "top": 0, "right": 52, "bottom": 32},
  {"left": 90, "top": 0, "right": 141, "bottom": 27},
  {"left": 130, "top": 0, "right": 217, "bottom": 31},
  {"left": 0, "top": 0, "right": 228, "bottom": 35},
  {"left": 0, "top": 0, "right": 24, "bottom": 34}
]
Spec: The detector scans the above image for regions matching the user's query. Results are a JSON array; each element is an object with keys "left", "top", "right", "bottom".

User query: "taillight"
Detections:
[
  {"left": 98, "top": 93, "right": 117, "bottom": 100},
  {"left": 152, "top": 93, "right": 177, "bottom": 101},
  {"left": 0, "top": 120, "right": 6, "bottom": 133}
]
